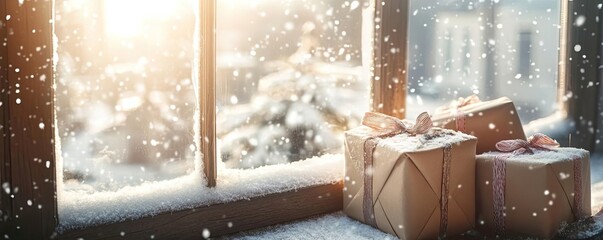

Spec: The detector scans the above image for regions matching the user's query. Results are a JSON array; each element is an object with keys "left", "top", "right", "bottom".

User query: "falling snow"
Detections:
[{"left": 39, "top": 0, "right": 596, "bottom": 236}]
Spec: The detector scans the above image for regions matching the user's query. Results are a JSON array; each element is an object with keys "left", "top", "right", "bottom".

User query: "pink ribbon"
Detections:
[
  {"left": 492, "top": 155, "right": 507, "bottom": 234},
  {"left": 361, "top": 111, "right": 433, "bottom": 136},
  {"left": 361, "top": 112, "right": 450, "bottom": 238},
  {"left": 573, "top": 156, "right": 583, "bottom": 219},
  {"left": 440, "top": 143, "right": 453, "bottom": 238},
  {"left": 436, "top": 95, "right": 481, "bottom": 132},
  {"left": 495, "top": 133, "right": 559, "bottom": 154},
  {"left": 491, "top": 134, "right": 583, "bottom": 234}
]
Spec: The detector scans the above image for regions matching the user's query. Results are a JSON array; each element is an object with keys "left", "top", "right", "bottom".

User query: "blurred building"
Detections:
[{"left": 409, "top": 0, "right": 560, "bottom": 122}]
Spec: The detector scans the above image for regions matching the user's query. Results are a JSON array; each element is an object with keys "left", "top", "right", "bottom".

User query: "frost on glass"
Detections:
[
  {"left": 55, "top": 0, "right": 198, "bottom": 192},
  {"left": 216, "top": 0, "right": 370, "bottom": 169},
  {"left": 407, "top": 0, "right": 560, "bottom": 123}
]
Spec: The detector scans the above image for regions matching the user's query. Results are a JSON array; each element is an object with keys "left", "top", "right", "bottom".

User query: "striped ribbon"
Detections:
[
  {"left": 440, "top": 144, "right": 453, "bottom": 239},
  {"left": 573, "top": 156, "right": 583, "bottom": 220},
  {"left": 492, "top": 154, "right": 508, "bottom": 234},
  {"left": 363, "top": 138, "right": 379, "bottom": 227},
  {"left": 455, "top": 110, "right": 467, "bottom": 132}
]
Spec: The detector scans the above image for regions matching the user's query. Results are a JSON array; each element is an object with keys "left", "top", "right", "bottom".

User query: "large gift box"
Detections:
[
  {"left": 432, "top": 96, "right": 526, "bottom": 154},
  {"left": 343, "top": 112, "right": 477, "bottom": 239},
  {"left": 476, "top": 134, "right": 591, "bottom": 239}
]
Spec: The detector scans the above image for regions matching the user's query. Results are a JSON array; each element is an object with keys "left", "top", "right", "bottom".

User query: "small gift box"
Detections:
[
  {"left": 431, "top": 96, "right": 526, "bottom": 154},
  {"left": 476, "top": 134, "right": 591, "bottom": 239},
  {"left": 343, "top": 112, "right": 477, "bottom": 239}
]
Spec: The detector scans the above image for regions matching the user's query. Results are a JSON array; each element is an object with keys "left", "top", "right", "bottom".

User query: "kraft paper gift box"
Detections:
[
  {"left": 343, "top": 112, "right": 477, "bottom": 239},
  {"left": 431, "top": 96, "right": 526, "bottom": 154},
  {"left": 476, "top": 134, "right": 591, "bottom": 239}
]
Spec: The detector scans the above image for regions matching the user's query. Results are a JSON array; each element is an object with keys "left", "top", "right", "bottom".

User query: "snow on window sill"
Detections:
[
  {"left": 522, "top": 110, "right": 571, "bottom": 137},
  {"left": 57, "top": 154, "right": 344, "bottom": 232}
]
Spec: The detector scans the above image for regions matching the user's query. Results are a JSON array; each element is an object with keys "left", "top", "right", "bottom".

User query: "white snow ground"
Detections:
[{"left": 219, "top": 212, "right": 397, "bottom": 240}]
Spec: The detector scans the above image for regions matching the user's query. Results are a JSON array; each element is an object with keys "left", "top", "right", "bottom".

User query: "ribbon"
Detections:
[
  {"left": 361, "top": 112, "right": 450, "bottom": 237},
  {"left": 573, "top": 156, "right": 583, "bottom": 220},
  {"left": 492, "top": 154, "right": 507, "bottom": 234},
  {"left": 440, "top": 143, "right": 453, "bottom": 239},
  {"left": 363, "top": 138, "right": 379, "bottom": 227},
  {"left": 491, "top": 134, "right": 584, "bottom": 234},
  {"left": 436, "top": 95, "right": 481, "bottom": 132},
  {"left": 361, "top": 111, "right": 433, "bottom": 136},
  {"left": 495, "top": 133, "right": 559, "bottom": 154}
]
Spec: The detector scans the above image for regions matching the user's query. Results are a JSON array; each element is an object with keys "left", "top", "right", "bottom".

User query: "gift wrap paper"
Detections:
[
  {"left": 344, "top": 126, "right": 477, "bottom": 239},
  {"left": 432, "top": 97, "right": 526, "bottom": 154},
  {"left": 476, "top": 148, "right": 591, "bottom": 239}
]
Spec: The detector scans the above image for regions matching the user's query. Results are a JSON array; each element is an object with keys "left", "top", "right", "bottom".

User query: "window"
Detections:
[
  {"left": 407, "top": 0, "right": 560, "bottom": 124},
  {"left": 216, "top": 0, "right": 369, "bottom": 169},
  {"left": 2, "top": 0, "right": 354, "bottom": 238},
  {"left": 0, "top": 0, "right": 600, "bottom": 239},
  {"left": 55, "top": 0, "right": 198, "bottom": 192},
  {"left": 53, "top": 0, "right": 354, "bottom": 234},
  {"left": 53, "top": 0, "right": 211, "bottom": 231}
]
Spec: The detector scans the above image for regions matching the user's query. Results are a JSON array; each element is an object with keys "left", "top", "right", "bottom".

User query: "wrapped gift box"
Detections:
[
  {"left": 343, "top": 112, "right": 477, "bottom": 239},
  {"left": 432, "top": 96, "right": 526, "bottom": 154},
  {"left": 476, "top": 142, "right": 591, "bottom": 238}
]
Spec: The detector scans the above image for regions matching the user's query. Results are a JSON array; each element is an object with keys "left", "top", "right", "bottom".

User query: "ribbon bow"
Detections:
[
  {"left": 436, "top": 95, "right": 481, "bottom": 113},
  {"left": 456, "top": 94, "right": 481, "bottom": 108},
  {"left": 495, "top": 133, "right": 560, "bottom": 154},
  {"left": 361, "top": 112, "right": 433, "bottom": 136}
]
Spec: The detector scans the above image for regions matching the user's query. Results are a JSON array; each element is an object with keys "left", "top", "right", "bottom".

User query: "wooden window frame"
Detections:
[
  {"left": 200, "top": 0, "right": 217, "bottom": 188},
  {"left": 524, "top": 0, "right": 603, "bottom": 152},
  {"left": 560, "top": 0, "right": 603, "bottom": 152},
  {"left": 0, "top": 0, "right": 600, "bottom": 239}
]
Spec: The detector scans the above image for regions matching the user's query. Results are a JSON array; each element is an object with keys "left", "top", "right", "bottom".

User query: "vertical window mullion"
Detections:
[
  {"left": 5, "top": 0, "right": 57, "bottom": 238},
  {"left": 200, "top": 0, "right": 217, "bottom": 187},
  {"left": 372, "top": 0, "right": 409, "bottom": 119},
  {"left": 563, "top": 0, "right": 602, "bottom": 151},
  {"left": 0, "top": 0, "right": 11, "bottom": 235},
  {"left": 598, "top": 3, "right": 603, "bottom": 153}
]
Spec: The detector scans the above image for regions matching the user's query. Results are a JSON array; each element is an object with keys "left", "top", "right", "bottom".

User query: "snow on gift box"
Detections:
[
  {"left": 343, "top": 112, "right": 477, "bottom": 239},
  {"left": 431, "top": 95, "right": 526, "bottom": 154},
  {"left": 476, "top": 134, "right": 591, "bottom": 239}
]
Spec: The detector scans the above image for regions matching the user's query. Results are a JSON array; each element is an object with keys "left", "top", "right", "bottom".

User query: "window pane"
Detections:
[
  {"left": 407, "top": 0, "right": 560, "bottom": 123},
  {"left": 55, "top": 0, "right": 198, "bottom": 192},
  {"left": 216, "top": 0, "right": 369, "bottom": 169}
]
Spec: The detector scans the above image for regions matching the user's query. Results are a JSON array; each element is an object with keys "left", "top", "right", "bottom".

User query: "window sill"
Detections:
[
  {"left": 59, "top": 181, "right": 343, "bottom": 239},
  {"left": 522, "top": 110, "right": 574, "bottom": 146},
  {"left": 58, "top": 154, "right": 344, "bottom": 235}
]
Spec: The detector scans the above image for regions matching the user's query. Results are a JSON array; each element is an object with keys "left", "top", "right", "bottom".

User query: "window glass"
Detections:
[
  {"left": 407, "top": 0, "right": 560, "bottom": 123},
  {"left": 216, "top": 0, "right": 370, "bottom": 169},
  {"left": 55, "top": 0, "right": 198, "bottom": 192}
]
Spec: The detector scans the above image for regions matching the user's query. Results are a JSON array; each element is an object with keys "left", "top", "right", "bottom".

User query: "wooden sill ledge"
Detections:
[{"left": 59, "top": 181, "right": 344, "bottom": 239}]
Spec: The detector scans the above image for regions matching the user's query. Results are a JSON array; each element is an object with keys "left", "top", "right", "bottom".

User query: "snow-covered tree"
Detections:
[{"left": 218, "top": 22, "right": 367, "bottom": 169}]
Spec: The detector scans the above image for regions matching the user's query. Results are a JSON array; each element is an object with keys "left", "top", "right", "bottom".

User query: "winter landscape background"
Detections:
[{"left": 54, "top": 0, "right": 560, "bottom": 193}]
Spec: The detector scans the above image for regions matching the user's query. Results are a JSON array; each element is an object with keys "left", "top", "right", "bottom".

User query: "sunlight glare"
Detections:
[{"left": 104, "top": 0, "right": 184, "bottom": 37}]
